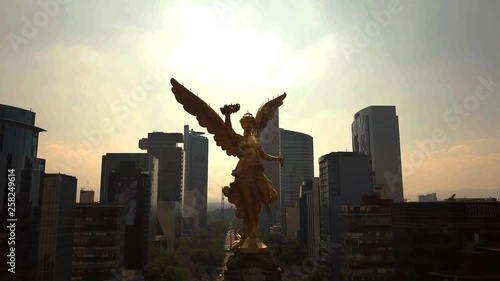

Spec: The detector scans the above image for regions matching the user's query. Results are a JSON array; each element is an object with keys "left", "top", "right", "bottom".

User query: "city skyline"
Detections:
[{"left": 1, "top": 0, "right": 500, "bottom": 204}]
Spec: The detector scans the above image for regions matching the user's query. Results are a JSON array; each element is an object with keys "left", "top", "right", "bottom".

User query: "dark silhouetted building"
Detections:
[
  {"left": 37, "top": 174, "right": 77, "bottom": 281},
  {"left": 0, "top": 104, "right": 46, "bottom": 281},
  {"left": 318, "top": 152, "right": 373, "bottom": 281},
  {"left": 138, "top": 132, "right": 183, "bottom": 202},
  {"left": 340, "top": 193, "right": 395, "bottom": 281},
  {"left": 280, "top": 129, "right": 314, "bottom": 237},
  {"left": 392, "top": 201, "right": 500, "bottom": 281},
  {"left": 428, "top": 241, "right": 500, "bottom": 281},
  {"left": 183, "top": 125, "right": 208, "bottom": 232},
  {"left": 99, "top": 153, "right": 153, "bottom": 203},
  {"left": 352, "top": 106, "right": 404, "bottom": 202},
  {"left": 139, "top": 132, "right": 183, "bottom": 247},
  {"left": 71, "top": 203, "right": 126, "bottom": 281},
  {"left": 299, "top": 178, "right": 320, "bottom": 258},
  {"left": 107, "top": 160, "right": 158, "bottom": 269},
  {"left": 79, "top": 189, "right": 94, "bottom": 203}
]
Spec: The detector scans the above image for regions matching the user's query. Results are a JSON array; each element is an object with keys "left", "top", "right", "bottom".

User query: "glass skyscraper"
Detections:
[
  {"left": 0, "top": 104, "right": 46, "bottom": 281},
  {"left": 280, "top": 129, "right": 314, "bottom": 237},
  {"left": 352, "top": 106, "right": 404, "bottom": 202}
]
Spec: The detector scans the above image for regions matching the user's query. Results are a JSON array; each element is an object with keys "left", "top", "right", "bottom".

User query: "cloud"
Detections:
[
  {"left": 2, "top": 0, "right": 500, "bottom": 206},
  {"left": 38, "top": 143, "right": 102, "bottom": 198},
  {"left": 404, "top": 138, "right": 500, "bottom": 197},
  {"left": 447, "top": 144, "right": 469, "bottom": 154}
]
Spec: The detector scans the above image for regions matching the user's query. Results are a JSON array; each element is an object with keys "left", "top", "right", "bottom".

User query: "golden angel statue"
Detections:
[{"left": 170, "top": 78, "right": 285, "bottom": 252}]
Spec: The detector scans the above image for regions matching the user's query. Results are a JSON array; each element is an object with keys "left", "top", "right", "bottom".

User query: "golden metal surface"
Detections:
[{"left": 171, "top": 78, "right": 286, "bottom": 252}]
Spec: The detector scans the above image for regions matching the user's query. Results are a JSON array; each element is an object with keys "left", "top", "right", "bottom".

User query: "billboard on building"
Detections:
[{"left": 114, "top": 176, "right": 137, "bottom": 225}]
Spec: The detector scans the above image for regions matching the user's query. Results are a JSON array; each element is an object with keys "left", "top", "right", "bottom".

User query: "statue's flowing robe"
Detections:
[{"left": 225, "top": 135, "right": 278, "bottom": 238}]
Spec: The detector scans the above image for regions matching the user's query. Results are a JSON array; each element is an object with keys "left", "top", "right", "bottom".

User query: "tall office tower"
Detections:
[
  {"left": 0, "top": 104, "right": 46, "bottom": 281},
  {"left": 107, "top": 161, "right": 158, "bottom": 269},
  {"left": 99, "top": 153, "right": 153, "bottom": 203},
  {"left": 352, "top": 106, "right": 404, "bottom": 202},
  {"left": 100, "top": 154, "right": 158, "bottom": 269},
  {"left": 318, "top": 152, "right": 373, "bottom": 281},
  {"left": 259, "top": 110, "right": 280, "bottom": 233},
  {"left": 71, "top": 203, "right": 126, "bottom": 281},
  {"left": 139, "top": 132, "right": 183, "bottom": 245},
  {"left": 79, "top": 189, "right": 94, "bottom": 203},
  {"left": 37, "top": 174, "right": 78, "bottom": 281},
  {"left": 280, "top": 129, "right": 314, "bottom": 237},
  {"left": 139, "top": 132, "right": 183, "bottom": 202},
  {"left": 183, "top": 125, "right": 208, "bottom": 232},
  {"left": 299, "top": 178, "right": 320, "bottom": 258}
]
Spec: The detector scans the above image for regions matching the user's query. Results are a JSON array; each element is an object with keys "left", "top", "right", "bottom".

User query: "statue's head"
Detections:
[{"left": 239, "top": 113, "right": 255, "bottom": 130}]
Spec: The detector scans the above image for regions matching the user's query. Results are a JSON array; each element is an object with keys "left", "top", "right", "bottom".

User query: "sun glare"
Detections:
[{"left": 165, "top": 1, "right": 285, "bottom": 87}]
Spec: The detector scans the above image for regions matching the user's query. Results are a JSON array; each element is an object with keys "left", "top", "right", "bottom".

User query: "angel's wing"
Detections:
[
  {"left": 254, "top": 93, "right": 287, "bottom": 136},
  {"left": 170, "top": 78, "right": 239, "bottom": 156}
]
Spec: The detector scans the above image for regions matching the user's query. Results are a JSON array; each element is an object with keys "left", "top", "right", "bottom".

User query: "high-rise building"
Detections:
[
  {"left": 37, "top": 173, "right": 77, "bottom": 281},
  {"left": 183, "top": 125, "right": 208, "bottom": 231},
  {"left": 392, "top": 200, "right": 500, "bottom": 281},
  {"left": 0, "top": 104, "right": 46, "bottom": 281},
  {"left": 318, "top": 152, "right": 374, "bottom": 281},
  {"left": 280, "top": 129, "right": 314, "bottom": 237},
  {"left": 71, "top": 203, "right": 126, "bottom": 281},
  {"left": 299, "top": 178, "right": 320, "bottom": 258},
  {"left": 340, "top": 193, "right": 395, "bottom": 281},
  {"left": 107, "top": 160, "right": 158, "bottom": 269},
  {"left": 138, "top": 132, "right": 183, "bottom": 202},
  {"left": 352, "top": 106, "right": 404, "bottom": 202},
  {"left": 259, "top": 110, "right": 280, "bottom": 233},
  {"left": 79, "top": 189, "right": 94, "bottom": 203},
  {"left": 139, "top": 132, "right": 183, "bottom": 245},
  {"left": 99, "top": 154, "right": 158, "bottom": 268}
]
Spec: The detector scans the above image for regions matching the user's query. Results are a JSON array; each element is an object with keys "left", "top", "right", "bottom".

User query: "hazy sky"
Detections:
[{"left": 1, "top": 0, "right": 499, "bottom": 203}]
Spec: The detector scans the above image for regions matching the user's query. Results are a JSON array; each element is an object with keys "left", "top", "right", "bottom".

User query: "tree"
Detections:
[
  {"left": 164, "top": 267, "right": 187, "bottom": 281},
  {"left": 143, "top": 260, "right": 167, "bottom": 281},
  {"left": 207, "top": 220, "right": 229, "bottom": 235},
  {"left": 144, "top": 248, "right": 190, "bottom": 281}
]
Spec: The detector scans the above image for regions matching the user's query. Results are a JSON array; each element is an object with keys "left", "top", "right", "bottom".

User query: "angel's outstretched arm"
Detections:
[{"left": 258, "top": 147, "right": 284, "bottom": 166}]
